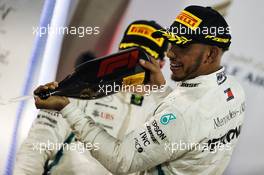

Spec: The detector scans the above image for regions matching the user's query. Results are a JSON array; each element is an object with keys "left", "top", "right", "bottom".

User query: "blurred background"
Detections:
[{"left": 0, "top": 0, "right": 263, "bottom": 174}]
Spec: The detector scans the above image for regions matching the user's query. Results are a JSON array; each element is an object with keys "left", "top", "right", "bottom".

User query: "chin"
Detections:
[{"left": 171, "top": 74, "right": 184, "bottom": 82}]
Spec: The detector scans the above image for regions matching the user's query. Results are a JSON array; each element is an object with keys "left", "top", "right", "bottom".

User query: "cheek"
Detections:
[
  {"left": 184, "top": 51, "right": 202, "bottom": 65},
  {"left": 181, "top": 57, "right": 200, "bottom": 75},
  {"left": 181, "top": 56, "right": 193, "bottom": 68}
]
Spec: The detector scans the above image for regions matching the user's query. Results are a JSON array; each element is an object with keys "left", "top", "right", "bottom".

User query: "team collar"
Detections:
[{"left": 176, "top": 67, "right": 226, "bottom": 88}]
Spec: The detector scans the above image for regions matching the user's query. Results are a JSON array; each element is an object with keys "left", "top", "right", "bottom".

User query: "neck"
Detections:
[
  {"left": 185, "top": 65, "right": 222, "bottom": 81},
  {"left": 205, "top": 65, "right": 222, "bottom": 75}
]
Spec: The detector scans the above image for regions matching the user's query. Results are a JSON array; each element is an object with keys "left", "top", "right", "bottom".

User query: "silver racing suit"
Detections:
[
  {"left": 14, "top": 92, "right": 161, "bottom": 175},
  {"left": 56, "top": 68, "right": 245, "bottom": 175}
]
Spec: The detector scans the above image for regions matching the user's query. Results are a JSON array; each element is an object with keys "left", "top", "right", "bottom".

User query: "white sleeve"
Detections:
[
  {"left": 61, "top": 101, "right": 189, "bottom": 174},
  {"left": 14, "top": 109, "right": 70, "bottom": 175}
]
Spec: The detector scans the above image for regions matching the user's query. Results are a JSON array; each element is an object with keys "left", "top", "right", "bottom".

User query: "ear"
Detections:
[{"left": 204, "top": 46, "right": 220, "bottom": 64}]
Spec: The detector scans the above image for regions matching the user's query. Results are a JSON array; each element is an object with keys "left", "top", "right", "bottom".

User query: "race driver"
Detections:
[
  {"left": 31, "top": 6, "right": 246, "bottom": 175},
  {"left": 14, "top": 20, "right": 168, "bottom": 175}
]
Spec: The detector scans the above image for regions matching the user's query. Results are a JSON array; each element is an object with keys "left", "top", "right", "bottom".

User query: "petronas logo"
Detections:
[{"left": 160, "top": 113, "right": 176, "bottom": 125}]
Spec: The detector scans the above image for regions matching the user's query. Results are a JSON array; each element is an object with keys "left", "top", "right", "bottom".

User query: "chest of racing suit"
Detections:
[{"left": 58, "top": 68, "right": 245, "bottom": 175}]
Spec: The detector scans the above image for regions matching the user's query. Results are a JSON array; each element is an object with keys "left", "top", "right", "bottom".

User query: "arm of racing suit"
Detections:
[
  {"left": 61, "top": 100, "right": 189, "bottom": 174},
  {"left": 14, "top": 109, "right": 69, "bottom": 175},
  {"left": 14, "top": 100, "right": 85, "bottom": 175}
]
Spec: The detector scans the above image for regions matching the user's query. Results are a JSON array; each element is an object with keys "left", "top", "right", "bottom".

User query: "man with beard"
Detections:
[
  {"left": 14, "top": 20, "right": 168, "bottom": 175},
  {"left": 30, "top": 6, "right": 245, "bottom": 175}
]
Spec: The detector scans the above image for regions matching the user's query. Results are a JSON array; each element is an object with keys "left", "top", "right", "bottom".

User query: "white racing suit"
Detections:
[
  {"left": 57, "top": 68, "right": 245, "bottom": 175},
  {"left": 14, "top": 92, "right": 161, "bottom": 175}
]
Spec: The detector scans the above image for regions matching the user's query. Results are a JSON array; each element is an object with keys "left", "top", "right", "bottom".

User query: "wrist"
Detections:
[
  {"left": 154, "top": 73, "right": 166, "bottom": 87},
  {"left": 59, "top": 97, "right": 70, "bottom": 111}
]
